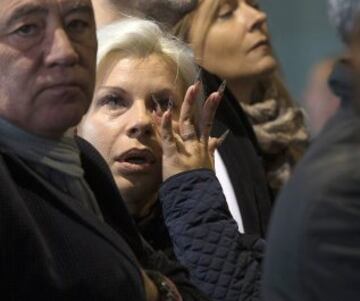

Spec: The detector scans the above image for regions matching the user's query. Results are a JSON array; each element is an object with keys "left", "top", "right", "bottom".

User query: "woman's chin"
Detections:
[
  {"left": 255, "top": 56, "right": 278, "bottom": 77},
  {"left": 116, "top": 177, "right": 160, "bottom": 207}
]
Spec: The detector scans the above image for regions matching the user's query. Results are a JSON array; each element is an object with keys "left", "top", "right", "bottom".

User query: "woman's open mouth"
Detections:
[{"left": 115, "top": 148, "right": 157, "bottom": 174}]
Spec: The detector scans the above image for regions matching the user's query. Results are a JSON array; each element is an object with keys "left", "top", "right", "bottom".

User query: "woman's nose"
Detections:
[
  {"left": 245, "top": 4, "right": 267, "bottom": 32},
  {"left": 126, "top": 102, "right": 154, "bottom": 139}
]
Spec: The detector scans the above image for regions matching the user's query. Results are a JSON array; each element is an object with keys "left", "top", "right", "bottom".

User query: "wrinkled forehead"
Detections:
[{"left": 0, "top": 0, "right": 93, "bottom": 22}]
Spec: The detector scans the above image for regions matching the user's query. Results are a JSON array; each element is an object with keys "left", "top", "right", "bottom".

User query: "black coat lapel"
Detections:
[
  {"left": 3, "top": 152, "right": 139, "bottom": 263},
  {"left": 202, "top": 69, "right": 272, "bottom": 237},
  {"left": 76, "top": 137, "right": 145, "bottom": 258}
]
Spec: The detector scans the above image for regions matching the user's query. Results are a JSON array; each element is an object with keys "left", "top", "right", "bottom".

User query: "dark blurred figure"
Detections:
[
  {"left": 263, "top": 0, "right": 360, "bottom": 300},
  {"left": 350, "top": 6, "right": 360, "bottom": 93}
]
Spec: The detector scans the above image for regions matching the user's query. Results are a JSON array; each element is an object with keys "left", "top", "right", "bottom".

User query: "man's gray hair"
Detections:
[{"left": 328, "top": 0, "right": 360, "bottom": 43}]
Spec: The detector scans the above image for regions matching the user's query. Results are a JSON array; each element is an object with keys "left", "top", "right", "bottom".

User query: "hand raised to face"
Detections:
[{"left": 157, "top": 79, "right": 225, "bottom": 181}]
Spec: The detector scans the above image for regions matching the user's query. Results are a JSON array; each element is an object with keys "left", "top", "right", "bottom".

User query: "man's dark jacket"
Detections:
[
  {"left": 262, "top": 60, "right": 360, "bottom": 300},
  {"left": 1, "top": 136, "right": 208, "bottom": 301}
]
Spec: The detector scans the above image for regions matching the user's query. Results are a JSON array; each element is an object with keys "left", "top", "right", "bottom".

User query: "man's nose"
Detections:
[
  {"left": 126, "top": 103, "right": 154, "bottom": 139},
  {"left": 44, "top": 28, "right": 79, "bottom": 67}
]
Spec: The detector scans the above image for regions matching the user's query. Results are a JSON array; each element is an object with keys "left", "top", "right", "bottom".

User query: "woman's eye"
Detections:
[
  {"left": 14, "top": 24, "right": 40, "bottom": 37},
  {"left": 248, "top": 0, "right": 260, "bottom": 9},
  {"left": 100, "top": 94, "right": 126, "bottom": 110},
  {"left": 217, "top": 3, "right": 236, "bottom": 20},
  {"left": 217, "top": 9, "right": 234, "bottom": 20}
]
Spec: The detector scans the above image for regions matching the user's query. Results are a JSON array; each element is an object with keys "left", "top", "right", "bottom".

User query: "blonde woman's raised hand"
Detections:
[{"left": 158, "top": 80, "right": 225, "bottom": 181}]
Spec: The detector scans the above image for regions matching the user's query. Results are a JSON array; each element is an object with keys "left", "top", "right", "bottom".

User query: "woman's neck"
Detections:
[
  {"left": 226, "top": 77, "right": 258, "bottom": 105},
  {"left": 123, "top": 190, "right": 159, "bottom": 219}
]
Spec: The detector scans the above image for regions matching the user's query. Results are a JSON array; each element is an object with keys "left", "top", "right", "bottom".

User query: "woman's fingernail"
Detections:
[
  {"left": 217, "top": 80, "right": 227, "bottom": 96},
  {"left": 218, "top": 129, "right": 230, "bottom": 145},
  {"left": 151, "top": 111, "right": 161, "bottom": 124}
]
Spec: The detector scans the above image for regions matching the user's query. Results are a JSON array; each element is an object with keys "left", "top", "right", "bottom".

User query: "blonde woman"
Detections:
[
  {"left": 90, "top": 0, "right": 309, "bottom": 239},
  {"left": 79, "top": 18, "right": 264, "bottom": 301}
]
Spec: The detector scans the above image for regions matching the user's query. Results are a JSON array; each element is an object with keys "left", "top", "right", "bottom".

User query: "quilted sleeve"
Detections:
[{"left": 159, "top": 169, "right": 265, "bottom": 301}]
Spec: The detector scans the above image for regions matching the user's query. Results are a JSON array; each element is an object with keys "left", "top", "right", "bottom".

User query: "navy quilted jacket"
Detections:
[{"left": 139, "top": 169, "right": 265, "bottom": 301}]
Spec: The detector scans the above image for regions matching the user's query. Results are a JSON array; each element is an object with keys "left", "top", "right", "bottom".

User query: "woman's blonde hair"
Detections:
[{"left": 96, "top": 18, "right": 200, "bottom": 96}]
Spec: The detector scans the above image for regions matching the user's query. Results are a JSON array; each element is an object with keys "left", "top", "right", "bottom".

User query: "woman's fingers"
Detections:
[
  {"left": 160, "top": 76, "right": 227, "bottom": 179},
  {"left": 160, "top": 110, "right": 177, "bottom": 157},
  {"left": 178, "top": 81, "right": 201, "bottom": 141},
  {"left": 200, "top": 80, "right": 225, "bottom": 144},
  {"left": 208, "top": 137, "right": 218, "bottom": 155},
  {"left": 200, "top": 94, "right": 219, "bottom": 144},
  {"left": 208, "top": 130, "right": 230, "bottom": 155},
  {"left": 207, "top": 130, "right": 230, "bottom": 168}
]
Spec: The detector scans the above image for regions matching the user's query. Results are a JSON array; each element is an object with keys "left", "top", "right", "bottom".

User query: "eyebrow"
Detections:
[
  {"left": 4, "top": 2, "right": 94, "bottom": 28},
  {"left": 62, "top": 1, "right": 94, "bottom": 18},
  {"left": 5, "top": 4, "right": 48, "bottom": 27},
  {"left": 96, "top": 86, "right": 128, "bottom": 95},
  {"left": 98, "top": 85, "right": 121, "bottom": 90},
  {"left": 97, "top": 86, "right": 178, "bottom": 100}
]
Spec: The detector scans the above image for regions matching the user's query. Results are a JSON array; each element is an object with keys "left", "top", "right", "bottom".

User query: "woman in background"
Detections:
[{"left": 173, "top": 0, "right": 309, "bottom": 217}]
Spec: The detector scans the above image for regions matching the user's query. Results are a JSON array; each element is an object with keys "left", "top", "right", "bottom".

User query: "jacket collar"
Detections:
[{"left": 2, "top": 150, "right": 141, "bottom": 267}]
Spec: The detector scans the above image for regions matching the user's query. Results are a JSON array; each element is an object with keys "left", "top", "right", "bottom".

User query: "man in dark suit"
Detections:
[
  {"left": 262, "top": 0, "right": 360, "bottom": 300},
  {"left": 0, "top": 0, "right": 211, "bottom": 300}
]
